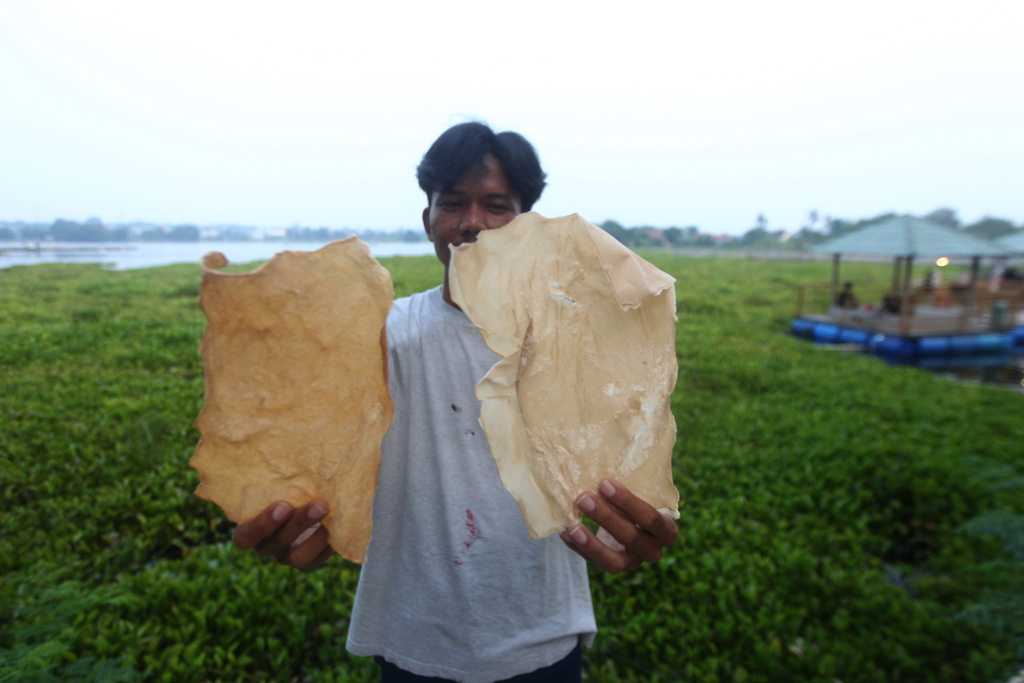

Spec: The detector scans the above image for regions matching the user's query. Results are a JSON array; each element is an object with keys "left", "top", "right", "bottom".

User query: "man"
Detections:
[
  {"left": 234, "top": 122, "right": 678, "bottom": 681},
  {"left": 835, "top": 281, "right": 859, "bottom": 309}
]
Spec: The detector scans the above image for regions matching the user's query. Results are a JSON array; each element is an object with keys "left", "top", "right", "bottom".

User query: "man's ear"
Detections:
[{"left": 422, "top": 207, "right": 433, "bottom": 241}]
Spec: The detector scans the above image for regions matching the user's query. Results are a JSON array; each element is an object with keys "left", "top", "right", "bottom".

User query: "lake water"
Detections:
[{"left": 0, "top": 240, "right": 436, "bottom": 270}]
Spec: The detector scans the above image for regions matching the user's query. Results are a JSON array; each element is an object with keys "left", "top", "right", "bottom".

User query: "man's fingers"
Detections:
[
  {"left": 560, "top": 533, "right": 588, "bottom": 562},
  {"left": 559, "top": 525, "right": 638, "bottom": 573},
  {"left": 594, "top": 525, "right": 663, "bottom": 563},
  {"left": 234, "top": 501, "right": 293, "bottom": 550},
  {"left": 576, "top": 491, "right": 639, "bottom": 548},
  {"left": 595, "top": 526, "right": 625, "bottom": 552},
  {"left": 255, "top": 501, "right": 329, "bottom": 561},
  {"left": 306, "top": 545, "right": 336, "bottom": 571},
  {"left": 565, "top": 480, "right": 680, "bottom": 571},
  {"left": 287, "top": 525, "right": 334, "bottom": 570},
  {"left": 576, "top": 489, "right": 667, "bottom": 563},
  {"left": 598, "top": 480, "right": 678, "bottom": 546},
  {"left": 279, "top": 501, "right": 329, "bottom": 548}
]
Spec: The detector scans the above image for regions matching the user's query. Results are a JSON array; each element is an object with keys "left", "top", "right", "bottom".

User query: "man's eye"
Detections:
[{"left": 488, "top": 204, "right": 511, "bottom": 213}]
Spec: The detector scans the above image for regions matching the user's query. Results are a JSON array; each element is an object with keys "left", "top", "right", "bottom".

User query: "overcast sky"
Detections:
[{"left": 1, "top": 1, "right": 1022, "bottom": 235}]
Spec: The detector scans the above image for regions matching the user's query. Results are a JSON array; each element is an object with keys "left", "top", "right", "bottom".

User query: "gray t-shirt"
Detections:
[{"left": 346, "top": 286, "right": 596, "bottom": 682}]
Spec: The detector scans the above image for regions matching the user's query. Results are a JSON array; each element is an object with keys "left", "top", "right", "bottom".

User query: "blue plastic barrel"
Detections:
[
  {"left": 896, "top": 338, "right": 917, "bottom": 359},
  {"left": 949, "top": 336, "right": 978, "bottom": 355},
  {"left": 875, "top": 335, "right": 916, "bottom": 359},
  {"left": 1012, "top": 326, "right": 1024, "bottom": 349},
  {"left": 791, "top": 319, "right": 815, "bottom": 338},
  {"left": 838, "top": 328, "right": 870, "bottom": 345},
  {"left": 813, "top": 323, "right": 840, "bottom": 343},
  {"left": 918, "top": 337, "right": 951, "bottom": 356},
  {"left": 975, "top": 334, "right": 1012, "bottom": 354}
]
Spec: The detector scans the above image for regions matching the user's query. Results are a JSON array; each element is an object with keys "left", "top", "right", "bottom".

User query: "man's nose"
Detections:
[{"left": 460, "top": 204, "right": 485, "bottom": 233}]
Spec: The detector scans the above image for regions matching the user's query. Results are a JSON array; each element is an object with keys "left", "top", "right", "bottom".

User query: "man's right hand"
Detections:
[{"left": 233, "top": 500, "right": 336, "bottom": 571}]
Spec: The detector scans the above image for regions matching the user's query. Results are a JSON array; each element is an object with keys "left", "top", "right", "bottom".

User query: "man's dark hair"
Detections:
[{"left": 416, "top": 122, "right": 547, "bottom": 211}]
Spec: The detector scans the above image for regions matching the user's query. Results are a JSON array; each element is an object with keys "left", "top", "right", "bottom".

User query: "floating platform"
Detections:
[{"left": 791, "top": 317, "right": 1024, "bottom": 365}]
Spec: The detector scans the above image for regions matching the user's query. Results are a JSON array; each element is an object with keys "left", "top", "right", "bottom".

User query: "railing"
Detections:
[{"left": 795, "top": 280, "right": 1024, "bottom": 334}]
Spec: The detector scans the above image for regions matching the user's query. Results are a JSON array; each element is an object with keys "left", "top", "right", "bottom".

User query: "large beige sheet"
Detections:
[
  {"left": 190, "top": 239, "right": 393, "bottom": 563},
  {"left": 449, "top": 212, "right": 680, "bottom": 538}
]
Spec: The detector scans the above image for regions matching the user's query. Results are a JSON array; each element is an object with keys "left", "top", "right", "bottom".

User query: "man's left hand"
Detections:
[{"left": 560, "top": 479, "right": 678, "bottom": 573}]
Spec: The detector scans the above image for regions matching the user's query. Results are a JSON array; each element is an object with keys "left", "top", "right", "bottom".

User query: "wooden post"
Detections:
[
  {"left": 899, "top": 255, "right": 914, "bottom": 335},
  {"left": 891, "top": 256, "right": 902, "bottom": 293},
  {"left": 957, "top": 255, "right": 982, "bottom": 332},
  {"left": 830, "top": 253, "right": 840, "bottom": 310},
  {"left": 970, "top": 255, "right": 981, "bottom": 319}
]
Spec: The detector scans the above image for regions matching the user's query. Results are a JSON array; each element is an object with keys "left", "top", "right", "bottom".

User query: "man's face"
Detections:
[{"left": 422, "top": 154, "right": 523, "bottom": 270}]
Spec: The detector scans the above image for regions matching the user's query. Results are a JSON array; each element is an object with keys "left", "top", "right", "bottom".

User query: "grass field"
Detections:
[{"left": 2, "top": 253, "right": 1023, "bottom": 682}]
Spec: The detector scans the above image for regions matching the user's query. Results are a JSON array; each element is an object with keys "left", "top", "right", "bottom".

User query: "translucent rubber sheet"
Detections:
[
  {"left": 190, "top": 239, "right": 393, "bottom": 563},
  {"left": 449, "top": 213, "right": 681, "bottom": 538}
]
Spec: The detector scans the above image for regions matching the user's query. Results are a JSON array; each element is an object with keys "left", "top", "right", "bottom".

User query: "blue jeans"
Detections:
[{"left": 375, "top": 642, "right": 582, "bottom": 683}]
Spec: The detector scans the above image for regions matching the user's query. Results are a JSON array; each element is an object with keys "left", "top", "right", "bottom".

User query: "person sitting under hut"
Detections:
[
  {"left": 915, "top": 270, "right": 949, "bottom": 305},
  {"left": 835, "top": 281, "right": 859, "bottom": 309},
  {"left": 948, "top": 274, "right": 974, "bottom": 306},
  {"left": 882, "top": 291, "right": 902, "bottom": 314},
  {"left": 231, "top": 122, "right": 678, "bottom": 683}
]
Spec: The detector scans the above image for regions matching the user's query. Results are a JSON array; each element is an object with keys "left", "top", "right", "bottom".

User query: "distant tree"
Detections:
[
  {"left": 167, "top": 224, "right": 200, "bottom": 241},
  {"left": 826, "top": 218, "right": 850, "bottom": 237},
  {"left": 807, "top": 209, "right": 820, "bottom": 231},
  {"left": 20, "top": 225, "right": 49, "bottom": 241},
  {"left": 826, "top": 212, "right": 899, "bottom": 240},
  {"left": 663, "top": 227, "right": 685, "bottom": 246},
  {"left": 755, "top": 213, "right": 768, "bottom": 231},
  {"left": 656, "top": 226, "right": 704, "bottom": 247},
  {"left": 599, "top": 220, "right": 630, "bottom": 244},
  {"left": 734, "top": 226, "right": 796, "bottom": 249},
  {"left": 220, "top": 227, "right": 253, "bottom": 241},
  {"left": 285, "top": 226, "right": 330, "bottom": 241},
  {"left": 395, "top": 229, "right": 426, "bottom": 242},
  {"left": 924, "top": 207, "right": 960, "bottom": 229},
  {"left": 790, "top": 227, "right": 829, "bottom": 248},
  {"left": 0, "top": 227, "right": 14, "bottom": 241},
  {"left": 50, "top": 219, "right": 79, "bottom": 241},
  {"left": 862, "top": 212, "right": 900, "bottom": 227},
  {"left": 140, "top": 228, "right": 166, "bottom": 241},
  {"left": 51, "top": 218, "right": 110, "bottom": 242},
  {"left": 963, "top": 217, "right": 1017, "bottom": 240},
  {"left": 738, "top": 227, "right": 769, "bottom": 245},
  {"left": 797, "top": 211, "right": 827, "bottom": 246}
]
